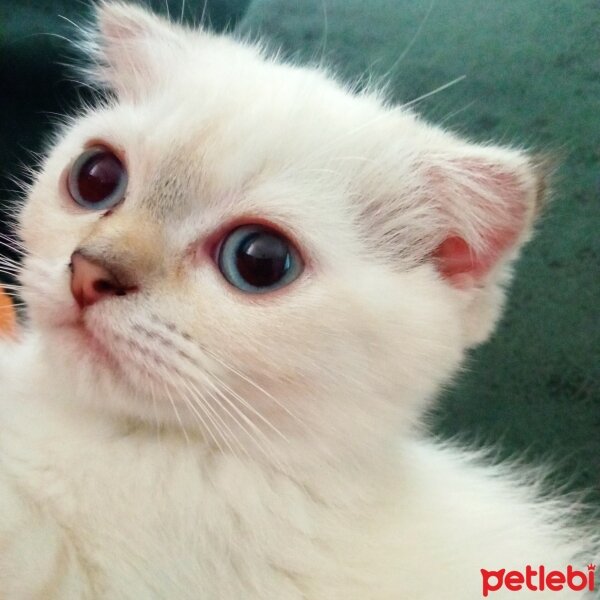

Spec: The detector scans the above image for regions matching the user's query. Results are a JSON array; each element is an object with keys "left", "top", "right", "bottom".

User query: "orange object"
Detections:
[{"left": 0, "top": 286, "right": 17, "bottom": 337}]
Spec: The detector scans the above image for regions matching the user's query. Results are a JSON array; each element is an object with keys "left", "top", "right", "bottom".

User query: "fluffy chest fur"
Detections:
[
  {"left": 0, "top": 337, "right": 388, "bottom": 599},
  {"left": 0, "top": 338, "right": 595, "bottom": 600}
]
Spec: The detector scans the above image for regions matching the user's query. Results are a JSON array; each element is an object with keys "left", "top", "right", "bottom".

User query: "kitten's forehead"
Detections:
[
  {"left": 114, "top": 40, "right": 389, "bottom": 175},
  {"left": 96, "top": 67, "right": 374, "bottom": 228},
  {"left": 73, "top": 99, "right": 354, "bottom": 264},
  {"left": 63, "top": 21, "right": 425, "bottom": 257}
]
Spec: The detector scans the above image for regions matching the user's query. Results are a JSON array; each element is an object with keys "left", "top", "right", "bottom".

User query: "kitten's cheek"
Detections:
[
  {"left": 20, "top": 262, "right": 81, "bottom": 328},
  {"left": 25, "top": 293, "right": 78, "bottom": 329}
]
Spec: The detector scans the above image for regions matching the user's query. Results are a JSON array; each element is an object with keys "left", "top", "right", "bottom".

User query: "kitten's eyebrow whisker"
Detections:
[
  {"left": 401, "top": 75, "right": 467, "bottom": 109},
  {"left": 386, "top": 0, "right": 436, "bottom": 78},
  {"left": 281, "top": 110, "right": 411, "bottom": 178},
  {"left": 57, "top": 14, "right": 87, "bottom": 37},
  {"left": 306, "top": 154, "right": 378, "bottom": 177},
  {"left": 181, "top": 0, "right": 187, "bottom": 24},
  {"left": 439, "top": 100, "right": 476, "bottom": 126},
  {"left": 317, "top": 0, "right": 329, "bottom": 68},
  {"left": 20, "top": 32, "right": 73, "bottom": 45},
  {"left": 292, "top": 73, "right": 465, "bottom": 178},
  {"left": 200, "top": 0, "right": 208, "bottom": 28}
]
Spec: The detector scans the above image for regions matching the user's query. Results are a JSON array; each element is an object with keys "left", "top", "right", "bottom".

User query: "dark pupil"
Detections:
[
  {"left": 235, "top": 232, "right": 291, "bottom": 287},
  {"left": 78, "top": 152, "right": 122, "bottom": 204}
]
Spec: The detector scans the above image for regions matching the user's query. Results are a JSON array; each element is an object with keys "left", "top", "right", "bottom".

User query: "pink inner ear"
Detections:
[
  {"left": 433, "top": 232, "right": 514, "bottom": 286},
  {"left": 433, "top": 236, "right": 476, "bottom": 279},
  {"left": 429, "top": 160, "right": 530, "bottom": 287}
]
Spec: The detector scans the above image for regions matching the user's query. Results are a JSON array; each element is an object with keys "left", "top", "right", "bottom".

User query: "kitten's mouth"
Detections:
[{"left": 69, "top": 319, "right": 118, "bottom": 368}]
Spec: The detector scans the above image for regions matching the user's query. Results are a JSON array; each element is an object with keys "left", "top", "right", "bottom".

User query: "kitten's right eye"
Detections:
[
  {"left": 217, "top": 225, "right": 303, "bottom": 293},
  {"left": 67, "top": 146, "right": 127, "bottom": 210}
]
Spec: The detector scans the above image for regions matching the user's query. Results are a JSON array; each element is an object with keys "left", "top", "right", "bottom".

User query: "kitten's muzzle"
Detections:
[{"left": 70, "top": 250, "right": 139, "bottom": 309}]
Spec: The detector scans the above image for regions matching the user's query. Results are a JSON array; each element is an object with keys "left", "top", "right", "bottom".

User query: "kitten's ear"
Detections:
[
  {"left": 85, "top": 1, "right": 186, "bottom": 98},
  {"left": 363, "top": 140, "right": 548, "bottom": 345},
  {"left": 427, "top": 147, "right": 546, "bottom": 281},
  {"left": 425, "top": 145, "right": 549, "bottom": 345}
]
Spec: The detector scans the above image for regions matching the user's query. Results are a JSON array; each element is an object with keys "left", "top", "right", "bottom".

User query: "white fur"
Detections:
[{"left": 0, "top": 3, "right": 597, "bottom": 598}]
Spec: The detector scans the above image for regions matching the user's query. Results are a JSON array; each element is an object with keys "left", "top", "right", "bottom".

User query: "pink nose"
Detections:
[{"left": 70, "top": 251, "right": 137, "bottom": 309}]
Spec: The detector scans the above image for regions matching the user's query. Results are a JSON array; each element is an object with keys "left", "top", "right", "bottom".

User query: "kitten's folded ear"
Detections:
[
  {"left": 426, "top": 147, "right": 547, "bottom": 283},
  {"left": 364, "top": 140, "right": 550, "bottom": 346},
  {"left": 83, "top": 1, "right": 187, "bottom": 98},
  {"left": 422, "top": 144, "right": 550, "bottom": 345}
]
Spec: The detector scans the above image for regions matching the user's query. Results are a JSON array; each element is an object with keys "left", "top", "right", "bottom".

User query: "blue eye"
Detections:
[
  {"left": 218, "top": 225, "right": 303, "bottom": 293},
  {"left": 67, "top": 146, "right": 128, "bottom": 210}
]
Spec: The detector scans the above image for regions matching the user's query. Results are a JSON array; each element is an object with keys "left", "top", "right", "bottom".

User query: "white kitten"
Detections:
[{"left": 0, "top": 2, "right": 597, "bottom": 598}]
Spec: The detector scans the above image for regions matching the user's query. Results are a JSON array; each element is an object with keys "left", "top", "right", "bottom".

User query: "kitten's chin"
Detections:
[
  {"left": 47, "top": 320, "right": 133, "bottom": 398},
  {"left": 41, "top": 321, "right": 165, "bottom": 423}
]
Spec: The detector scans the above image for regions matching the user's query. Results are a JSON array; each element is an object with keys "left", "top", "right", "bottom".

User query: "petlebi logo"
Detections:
[{"left": 480, "top": 564, "right": 596, "bottom": 596}]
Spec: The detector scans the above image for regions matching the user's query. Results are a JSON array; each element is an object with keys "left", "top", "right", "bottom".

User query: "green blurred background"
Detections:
[{"left": 0, "top": 1, "right": 598, "bottom": 502}]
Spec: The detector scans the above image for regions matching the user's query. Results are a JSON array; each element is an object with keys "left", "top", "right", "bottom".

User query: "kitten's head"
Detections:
[{"left": 18, "top": 2, "right": 545, "bottom": 456}]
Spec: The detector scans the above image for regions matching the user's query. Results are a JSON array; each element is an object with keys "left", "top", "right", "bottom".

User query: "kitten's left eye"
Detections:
[
  {"left": 67, "top": 146, "right": 127, "bottom": 210},
  {"left": 218, "top": 225, "right": 303, "bottom": 293}
]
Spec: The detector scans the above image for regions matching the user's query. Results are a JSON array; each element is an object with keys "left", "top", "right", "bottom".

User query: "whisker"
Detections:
[
  {"left": 317, "top": 0, "right": 329, "bottom": 67},
  {"left": 200, "top": 0, "right": 209, "bottom": 28},
  {"left": 401, "top": 75, "right": 467, "bottom": 109},
  {"left": 0, "top": 299, "right": 25, "bottom": 308},
  {"left": 0, "top": 270, "right": 20, "bottom": 281},
  {"left": 106, "top": 330, "right": 238, "bottom": 457},
  {"left": 15, "top": 32, "right": 73, "bottom": 45},
  {"left": 0, "top": 283, "right": 23, "bottom": 292},
  {"left": 57, "top": 14, "right": 87, "bottom": 37},
  {"left": 177, "top": 376, "right": 233, "bottom": 458},
  {"left": 180, "top": 0, "right": 187, "bottom": 24},
  {"left": 205, "top": 349, "right": 303, "bottom": 425},
  {"left": 129, "top": 318, "right": 301, "bottom": 427},
  {"left": 162, "top": 382, "right": 190, "bottom": 445},
  {"left": 192, "top": 381, "right": 252, "bottom": 462},
  {"left": 0, "top": 265, "right": 21, "bottom": 277},
  {"left": 0, "top": 237, "right": 26, "bottom": 256},
  {"left": 181, "top": 393, "right": 225, "bottom": 452},
  {"left": 208, "top": 370, "right": 290, "bottom": 443},
  {"left": 147, "top": 378, "right": 163, "bottom": 447},
  {"left": 0, "top": 258, "right": 21, "bottom": 270},
  {"left": 103, "top": 318, "right": 300, "bottom": 463},
  {"left": 386, "top": 0, "right": 436, "bottom": 77},
  {"left": 199, "top": 373, "right": 278, "bottom": 462},
  {"left": 0, "top": 248, "right": 22, "bottom": 261}
]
